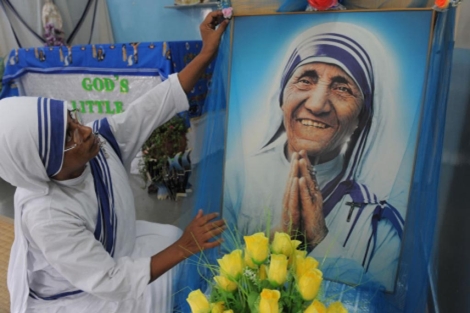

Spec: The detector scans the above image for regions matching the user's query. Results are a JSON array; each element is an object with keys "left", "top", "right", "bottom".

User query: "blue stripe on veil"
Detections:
[{"left": 37, "top": 97, "right": 66, "bottom": 177}]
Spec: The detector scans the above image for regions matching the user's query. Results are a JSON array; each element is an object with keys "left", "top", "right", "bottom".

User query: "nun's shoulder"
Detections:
[{"left": 21, "top": 188, "right": 87, "bottom": 231}]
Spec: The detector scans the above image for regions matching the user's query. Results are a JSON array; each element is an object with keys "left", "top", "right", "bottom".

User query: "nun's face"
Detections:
[
  {"left": 53, "top": 114, "right": 101, "bottom": 180},
  {"left": 282, "top": 62, "right": 364, "bottom": 163}
]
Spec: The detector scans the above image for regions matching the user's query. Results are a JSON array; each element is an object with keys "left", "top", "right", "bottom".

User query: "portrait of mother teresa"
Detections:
[{"left": 224, "top": 22, "right": 410, "bottom": 291}]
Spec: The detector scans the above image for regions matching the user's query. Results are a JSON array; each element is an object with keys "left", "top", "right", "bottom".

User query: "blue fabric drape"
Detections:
[
  {"left": 400, "top": 7, "right": 456, "bottom": 313},
  {"left": 169, "top": 41, "right": 216, "bottom": 119},
  {"left": 173, "top": 33, "right": 231, "bottom": 313}
]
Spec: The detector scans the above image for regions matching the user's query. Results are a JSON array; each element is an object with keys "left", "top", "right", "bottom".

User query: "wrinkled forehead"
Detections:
[
  {"left": 288, "top": 60, "right": 361, "bottom": 91},
  {"left": 281, "top": 32, "right": 374, "bottom": 99}
]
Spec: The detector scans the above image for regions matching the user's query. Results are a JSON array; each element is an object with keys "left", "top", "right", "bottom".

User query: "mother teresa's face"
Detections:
[{"left": 282, "top": 62, "right": 364, "bottom": 163}]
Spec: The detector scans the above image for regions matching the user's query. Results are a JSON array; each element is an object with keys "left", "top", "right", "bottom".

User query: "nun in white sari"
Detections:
[
  {"left": 0, "top": 77, "right": 192, "bottom": 313},
  {"left": 224, "top": 22, "right": 409, "bottom": 291},
  {"left": 1, "top": 11, "right": 228, "bottom": 313}
]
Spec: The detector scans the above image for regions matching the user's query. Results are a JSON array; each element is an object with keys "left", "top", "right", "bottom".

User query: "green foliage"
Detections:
[{"left": 140, "top": 115, "right": 188, "bottom": 184}]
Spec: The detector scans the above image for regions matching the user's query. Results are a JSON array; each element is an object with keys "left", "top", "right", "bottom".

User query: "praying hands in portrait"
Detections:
[{"left": 279, "top": 150, "right": 328, "bottom": 250}]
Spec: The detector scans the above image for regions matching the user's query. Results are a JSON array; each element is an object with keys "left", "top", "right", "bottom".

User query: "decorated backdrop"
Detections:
[{"left": 1, "top": 41, "right": 213, "bottom": 121}]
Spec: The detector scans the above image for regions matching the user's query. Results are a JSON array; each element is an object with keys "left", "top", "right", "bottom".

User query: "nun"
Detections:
[
  {"left": 224, "top": 22, "right": 407, "bottom": 291},
  {"left": 1, "top": 11, "right": 228, "bottom": 313}
]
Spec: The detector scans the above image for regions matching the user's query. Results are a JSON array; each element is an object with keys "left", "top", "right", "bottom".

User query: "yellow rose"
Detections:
[
  {"left": 187, "top": 289, "right": 210, "bottom": 313},
  {"left": 259, "top": 264, "right": 268, "bottom": 281},
  {"left": 244, "top": 232, "right": 269, "bottom": 264},
  {"left": 214, "top": 276, "right": 238, "bottom": 292},
  {"left": 289, "top": 249, "right": 307, "bottom": 268},
  {"left": 268, "top": 254, "right": 288, "bottom": 286},
  {"left": 298, "top": 269, "right": 323, "bottom": 301},
  {"left": 271, "top": 232, "right": 296, "bottom": 256},
  {"left": 259, "top": 289, "right": 281, "bottom": 313},
  {"left": 244, "top": 248, "right": 257, "bottom": 269},
  {"left": 217, "top": 249, "right": 244, "bottom": 279},
  {"left": 210, "top": 301, "right": 225, "bottom": 313},
  {"left": 295, "top": 256, "right": 320, "bottom": 279},
  {"left": 327, "top": 301, "right": 348, "bottom": 313},
  {"left": 304, "top": 300, "right": 327, "bottom": 313}
]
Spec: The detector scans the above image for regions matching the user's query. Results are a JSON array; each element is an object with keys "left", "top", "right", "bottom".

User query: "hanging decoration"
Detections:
[
  {"left": 218, "top": 0, "right": 233, "bottom": 19},
  {"left": 42, "top": 0, "right": 64, "bottom": 46}
]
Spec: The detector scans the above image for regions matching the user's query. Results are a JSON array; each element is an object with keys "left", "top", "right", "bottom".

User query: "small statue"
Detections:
[{"left": 42, "top": 0, "right": 64, "bottom": 46}]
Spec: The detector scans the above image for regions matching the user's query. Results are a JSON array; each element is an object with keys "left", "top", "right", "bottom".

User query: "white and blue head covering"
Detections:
[
  {"left": 0, "top": 97, "right": 67, "bottom": 192},
  {"left": 260, "top": 22, "right": 406, "bottom": 271},
  {"left": 277, "top": 24, "right": 375, "bottom": 199},
  {"left": 0, "top": 97, "right": 119, "bottom": 310}
]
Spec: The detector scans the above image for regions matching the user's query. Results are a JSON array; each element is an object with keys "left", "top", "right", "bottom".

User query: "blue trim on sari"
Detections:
[
  {"left": 29, "top": 289, "right": 83, "bottom": 301},
  {"left": 323, "top": 180, "right": 404, "bottom": 272}
]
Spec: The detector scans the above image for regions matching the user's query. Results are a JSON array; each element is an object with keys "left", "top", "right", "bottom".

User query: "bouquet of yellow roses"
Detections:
[{"left": 186, "top": 231, "right": 348, "bottom": 313}]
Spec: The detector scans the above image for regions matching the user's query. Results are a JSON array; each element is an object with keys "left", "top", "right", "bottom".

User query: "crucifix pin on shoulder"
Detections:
[{"left": 345, "top": 201, "right": 364, "bottom": 222}]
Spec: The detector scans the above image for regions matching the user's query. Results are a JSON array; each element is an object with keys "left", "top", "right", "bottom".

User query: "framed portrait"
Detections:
[{"left": 222, "top": 9, "right": 435, "bottom": 292}]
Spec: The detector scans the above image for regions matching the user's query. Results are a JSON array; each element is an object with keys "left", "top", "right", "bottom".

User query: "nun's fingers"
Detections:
[
  {"left": 282, "top": 157, "right": 299, "bottom": 205},
  {"left": 298, "top": 150, "right": 313, "bottom": 167},
  {"left": 299, "top": 177, "right": 327, "bottom": 248},
  {"left": 196, "top": 211, "right": 220, "bottom": 226},
  {"left": 282, "top": 177, "right": 301, "bottom": 233},
  {"left": 289, "top": 152, "right": 300, "bottom": 179},
  {"left": 298, "top": 150, "right": 317, "bottom": 176},
  {"left": 298, "top": 150, "right": 319, "bottom": 195},
  {"left": 203, "top": 219, "right": 226, "bottom": 233},
  {"left": 299, "top": 158, "right": 318, "bottom": 197}
]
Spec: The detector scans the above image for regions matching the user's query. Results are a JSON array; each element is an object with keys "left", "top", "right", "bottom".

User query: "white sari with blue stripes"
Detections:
[{"left": 1, "top": 74, "right": 188, "bottom": 313}]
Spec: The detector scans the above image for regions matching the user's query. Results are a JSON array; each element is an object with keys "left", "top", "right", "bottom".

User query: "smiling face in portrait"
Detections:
[
  {"left": 54, "top": 112, "right": 101, "bottom": 180},
  {"left": 281, "top": 62, "right": 364, "bottom": 163}
]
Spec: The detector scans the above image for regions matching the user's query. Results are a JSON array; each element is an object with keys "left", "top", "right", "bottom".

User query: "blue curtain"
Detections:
[{"left": 173, "top": 32, "right": 231, "bottom": 313}]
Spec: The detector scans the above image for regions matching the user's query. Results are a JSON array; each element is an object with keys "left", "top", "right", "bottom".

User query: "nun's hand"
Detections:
[
  {"left": 298, "top": 150, "right": 328, "bottom": 249},
  {"left": 278, "top": 152, "right": 301, "bottom": 236},
  {"left": 175, "top": 209, "right": 225, "bottom": 258},
  {"left": 200, "top": 10, "right": 229, "bottom": 59}
]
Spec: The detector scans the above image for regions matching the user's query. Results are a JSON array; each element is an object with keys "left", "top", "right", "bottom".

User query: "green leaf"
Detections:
[{"left": 247, "top": 292, "right": 259, "bottom": 312}]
